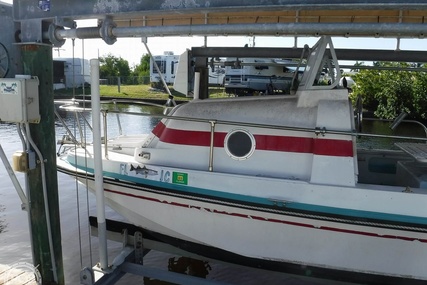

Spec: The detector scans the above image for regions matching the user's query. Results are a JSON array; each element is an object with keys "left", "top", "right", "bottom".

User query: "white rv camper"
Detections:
[
  {"left": 150, "top": 52, "right": 180, "bottom": 87},
  {"left": 223, "top": 58, "right": 301, "bottom": 96},
  {"left": 53, "top": 58, "right": 90, "bottom": 90}
]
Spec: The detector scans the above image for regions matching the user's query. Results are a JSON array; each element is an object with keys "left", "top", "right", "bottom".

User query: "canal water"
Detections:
[{"left": 0, "top": 102, "right": 424, "bottom": 284}]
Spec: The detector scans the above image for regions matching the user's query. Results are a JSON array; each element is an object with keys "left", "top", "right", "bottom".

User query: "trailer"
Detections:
[
  {"left": 223, "top": 58, "right": 301, "bottom": 96},
  {"left": 150, "top": 52, "right": 180, "bottom": 87},
  {"left": 53, "top": 58, "right": 90, "bottom": 90}
]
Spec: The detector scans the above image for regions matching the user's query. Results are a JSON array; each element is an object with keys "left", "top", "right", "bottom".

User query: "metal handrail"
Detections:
[
  {"left": 56, "top": 101, "right": 427, "bottom": 168},
  {"left": 365, "top": 117, "right": 427, "bottom": 139},
  {"left": 57, "top": 103, "right": 427, "bottom": 142}
]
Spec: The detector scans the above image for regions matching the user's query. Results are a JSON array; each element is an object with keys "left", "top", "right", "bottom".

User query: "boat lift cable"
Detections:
[
  {"left": 82, "top": 36, "right": 94, "bottom": 268},
  {"left": 82, "top": 39, "right": 86, "bottom": 98},
  {"left": 77, "top": 36, "right": 86, "bottom": 269},
  {"left": 113, "top": 100, "right": 123, "bottom": 136},
  {"left": 142, "top": 40, "right": 176, "bottom": 107},
  {"left": 75, "top": 141, "right": 84, "bottom": 269},
  {"left": 290, "top": 44, "right": 309, "bottom": 94},
  {"left": 61, "top": 106, "right": 89, "bottom": 269},
  {"left": 81, "top": 98, "right": 94, "bottom": 269},
  {"left": 81, "top": 45, "right": 94, "bottom": 268},
  {"left": 72, "top": 38, "right": 76, "bottom": 99}
]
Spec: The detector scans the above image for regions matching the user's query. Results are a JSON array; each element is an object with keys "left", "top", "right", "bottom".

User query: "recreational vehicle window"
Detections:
[
  {"left": 171, "top": 61, "right": 175, "bottom": 75},
  {"left": 153, "top": 61, "right": 166, "bottom": 74},
  {"left": 53, "top": 61, "right": 65, "bottom": 84}
]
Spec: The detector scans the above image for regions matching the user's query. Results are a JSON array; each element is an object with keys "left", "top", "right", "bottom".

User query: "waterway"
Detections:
[{"left": 0, "top": 102, "right": 425, "bottom": 284}]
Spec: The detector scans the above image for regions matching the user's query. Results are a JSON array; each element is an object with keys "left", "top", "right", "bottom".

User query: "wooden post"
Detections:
[{"left": 21, "top": 44, "right": 64, "bottom": 285}]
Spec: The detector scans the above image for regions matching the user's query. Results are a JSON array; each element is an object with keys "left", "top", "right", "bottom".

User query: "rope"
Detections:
[
  {"left": 73, "top": 116, "right": 83, "bottom": 269},
  {"left": 82, "top": 39, "right": 94, "bottom": 268},
  {"left": 71, "top": 38, "right": 84, "bottom": 269}
]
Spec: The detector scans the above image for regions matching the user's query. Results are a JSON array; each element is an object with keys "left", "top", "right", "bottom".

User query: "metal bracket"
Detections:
[
  {"left": 314, "top": 127, "right": 327, "bottom": 137},
  {"left": 80, "top": 267, "right": 95, "bottom": 285},
  {"left": 54, "top": 17, "right": 76, "bottom": 29},
  {"left": 48, "top": 23, "right": 66, "bottom": 47},
  {"left": 100, "top": 16, "right": 117, "bottom": 45},
  {"left": 20, "top": 19, "right": 43, "bottom": 43},
  {"left": 134, "top": 231, "right": 144, "bottom": 265}
]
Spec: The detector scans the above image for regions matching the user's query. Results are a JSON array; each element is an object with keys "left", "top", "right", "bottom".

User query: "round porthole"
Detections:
[{"left": 224, "top": 129, "right": 255, "bottom": 160}]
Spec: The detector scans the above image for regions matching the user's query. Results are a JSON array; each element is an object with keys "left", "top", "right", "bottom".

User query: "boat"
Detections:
[{"left": 56, "top": 36, "right": 427, "bottom": 284}]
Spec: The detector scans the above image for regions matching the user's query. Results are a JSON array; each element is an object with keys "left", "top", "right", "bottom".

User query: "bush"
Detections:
[{"left": 351, "top": 62, "right": 427, "bottom": 120}]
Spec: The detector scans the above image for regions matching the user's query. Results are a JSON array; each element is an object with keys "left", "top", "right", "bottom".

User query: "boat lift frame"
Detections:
[{"left": 81, "top": 216, "right": 233, "bottom": 285}]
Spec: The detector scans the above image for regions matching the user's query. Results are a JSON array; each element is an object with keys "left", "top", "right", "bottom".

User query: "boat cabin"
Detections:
[{"left": 137, "top": 36, "right": 359, "bottom": 187}]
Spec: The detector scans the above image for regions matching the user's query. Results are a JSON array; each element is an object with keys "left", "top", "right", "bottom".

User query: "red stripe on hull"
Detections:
[{"left": 152, "top": 122, "right": 353, "bottom": 157}]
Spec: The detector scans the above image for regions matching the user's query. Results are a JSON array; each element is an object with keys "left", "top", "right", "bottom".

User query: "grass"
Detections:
[{"left": 54, "top": 84, "right": 228, "bottom": 100}]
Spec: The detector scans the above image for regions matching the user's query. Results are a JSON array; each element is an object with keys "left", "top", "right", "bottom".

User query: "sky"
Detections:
[{"left": 2, "top": 0, "right": 427, "bottom": 68}]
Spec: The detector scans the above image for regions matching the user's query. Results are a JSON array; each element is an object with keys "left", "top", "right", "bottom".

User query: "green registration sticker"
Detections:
[{"left": 172, "top": 172, "right": 188, "bottom": 185}]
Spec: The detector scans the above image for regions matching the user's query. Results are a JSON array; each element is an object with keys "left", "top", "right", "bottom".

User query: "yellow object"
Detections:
[{"left": 12, "top": 151, "right": 27, "bottom": 172}]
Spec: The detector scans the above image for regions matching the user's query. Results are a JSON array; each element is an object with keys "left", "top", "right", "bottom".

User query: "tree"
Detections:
[
  {"left": 132, "top": 54, "right": 150, "bottom": 77},
  {"left": 350, "top": 61, "right": 365, "bottom": 72},
  {"left": 349, "top": 63, "right": 382, "bottom": 112},
  {"left": 374, "top": 63, "right": 413, "bottom": 119},
  {"left": 412, "top": 66, "right": 427, "bottom": 119},
  {"left": 99, "top": 54, "right": 131, "bottom": 78},
  {"left": 351, "top": 62, "right": 427, "bottom": 120}
]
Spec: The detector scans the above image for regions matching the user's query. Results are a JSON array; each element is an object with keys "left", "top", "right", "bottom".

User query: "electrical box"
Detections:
[{"left": 0, "top": 76, "right": 40, "bottom": 123}]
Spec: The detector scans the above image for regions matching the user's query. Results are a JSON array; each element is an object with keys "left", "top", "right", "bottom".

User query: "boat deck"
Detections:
[
  {"left": 0, "top": 264, "right": 39, "bottom": 285},
  {"left": 395, "top": 142, "right": 427, "bottom": 163}
]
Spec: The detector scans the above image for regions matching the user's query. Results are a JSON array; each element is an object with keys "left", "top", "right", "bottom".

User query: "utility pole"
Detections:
[{"left": 21, "top": 43, "right": 64, "bottom": 285}]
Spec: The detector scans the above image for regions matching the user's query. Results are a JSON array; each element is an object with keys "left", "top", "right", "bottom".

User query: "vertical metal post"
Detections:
[
  {"left": 208, "top": 120, "right": 216, "bottom": 172},
  {"left": 193, "top": 72, "right": 200, "bottom": 100},
  {"left": 21, "top": 44, "right": 64, "bottom": 285},
  {"left": 90, "top": 58, "right": 109, "bottom": 270}
]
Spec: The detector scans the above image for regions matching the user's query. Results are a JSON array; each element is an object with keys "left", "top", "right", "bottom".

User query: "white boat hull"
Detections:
[{"left": 57, "top": 156, "right": 427, "bottom": 283}]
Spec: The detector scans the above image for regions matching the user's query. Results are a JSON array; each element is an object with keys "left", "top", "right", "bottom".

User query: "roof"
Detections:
[{"left": 13, "top": 1, "right": 427, "bottom": 47}]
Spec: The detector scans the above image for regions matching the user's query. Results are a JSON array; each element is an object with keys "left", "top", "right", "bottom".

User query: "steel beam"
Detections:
[
  {"left": 49, "top": 22, "right": 427, "bottom": 47},
  {"left": 191, "top": 47, "right": 427, "bottom": 63},
  {"left": 102, "top": 22, "right": 427, "bottom": 38}
]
